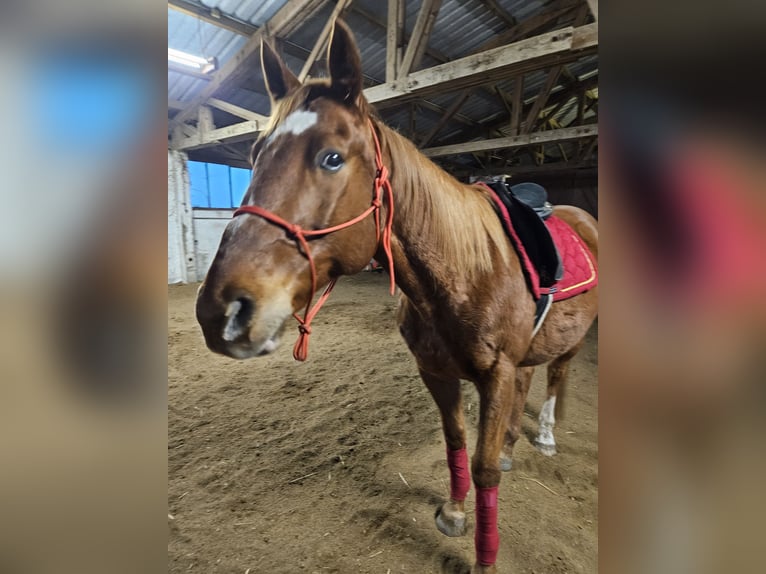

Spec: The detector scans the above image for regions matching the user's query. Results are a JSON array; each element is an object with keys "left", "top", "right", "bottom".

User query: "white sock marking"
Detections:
[{"left": 537, "top": 396, "right": 556, "bottom": 446}]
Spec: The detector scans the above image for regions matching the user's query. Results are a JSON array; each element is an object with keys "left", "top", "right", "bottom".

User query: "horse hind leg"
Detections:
[
  {"left": 419, "top": 369, "right": 469, "bottom": 538},
  {"left": 534, "top": 339, "right": 585, "bottom": 456},
  {"left": 500, "top": 366, "right": 534, "bottom": 471}
]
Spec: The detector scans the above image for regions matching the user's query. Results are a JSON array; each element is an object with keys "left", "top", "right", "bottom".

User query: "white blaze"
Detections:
[{"left": 266, "top": 110, "right": 318, "bottom": 146}]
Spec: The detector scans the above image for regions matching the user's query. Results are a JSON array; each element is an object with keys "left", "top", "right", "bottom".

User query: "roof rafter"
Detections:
[
  {"left": 435, "top": 71, "right": 598, "bottom": 147},
  {"left": 366, "top": 24, "right": 596, "bottom": 106},
  {"left": 398, "top": 0, "right": 443, "bottom": 76},
  {"left": 386, "top": 0, "right": 405, "bottom": 82},
  {"left": 586, "top": 0, "right": 598, "bottom": 21},
  {"left": 172, "top": 23, "right": 597, "bottom": 151},
  {"left": 418, "top": 88, "right": 472, "bottom": 147},
  {"left": 207, "top": 98, "right": 269, "bottom": 122},
  {"left": 422, "top": 125, "right": 597, "bottom": 158}
]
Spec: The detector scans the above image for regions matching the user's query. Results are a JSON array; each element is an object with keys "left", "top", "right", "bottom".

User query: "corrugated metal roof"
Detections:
[
  {"left": 428, "top": 0, "right": 506, "bottom": 60},
  {"left": 168, "top": 8, "right": 247, "bottom": 102},
  {"left": 169, "top": 0, "right": 597, "bottom": 168}
]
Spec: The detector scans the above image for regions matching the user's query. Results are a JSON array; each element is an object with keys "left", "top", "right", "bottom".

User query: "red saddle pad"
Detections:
[{"left": 544, "top": 216, "right": 598, "bottom": 302}]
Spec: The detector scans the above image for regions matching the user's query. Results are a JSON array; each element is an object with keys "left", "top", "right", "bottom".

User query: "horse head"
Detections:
[{"left": 196, "top": 21, "right": 386, "bottom": 359}]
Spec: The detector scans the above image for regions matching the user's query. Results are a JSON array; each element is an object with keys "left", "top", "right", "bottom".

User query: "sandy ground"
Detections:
[{"left": 168, "top": 272, "right": 597, "bottom": 573}]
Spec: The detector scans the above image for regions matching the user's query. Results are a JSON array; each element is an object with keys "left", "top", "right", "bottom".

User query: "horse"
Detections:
[{"left": 195, "top": 20, "right": 598, "bottom": 574}]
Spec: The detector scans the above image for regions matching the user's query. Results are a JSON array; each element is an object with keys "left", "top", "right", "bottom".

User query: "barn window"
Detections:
[{"left": 188, "top": 161, "right": 251, "bottom": 209}]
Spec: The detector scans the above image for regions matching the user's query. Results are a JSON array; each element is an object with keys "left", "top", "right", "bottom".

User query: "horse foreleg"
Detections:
[
  {"left": 500, "top": 366, "right": 534, "bottom": 471},
  {"left": 419, "top": 369, "right": 469, "bottom": 538},
  {"left": 472, "top": 361, "right": 516, "bottom": 574},
  {"left": 535, "top": 339, "right": 584, "bottom": 456}
]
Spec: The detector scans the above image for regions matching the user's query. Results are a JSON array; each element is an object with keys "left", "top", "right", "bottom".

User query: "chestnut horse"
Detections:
[{"left": 196, "top": 21, "right": 598, "bottom": 573}]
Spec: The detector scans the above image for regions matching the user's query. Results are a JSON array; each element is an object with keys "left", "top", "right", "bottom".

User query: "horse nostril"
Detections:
[{"left": 222, "top": 296, "right": 255, "bottom": 342}]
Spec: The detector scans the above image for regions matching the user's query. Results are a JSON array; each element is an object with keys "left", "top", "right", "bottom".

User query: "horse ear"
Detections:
[
  {"left": 261, "top": 39, "right": 300, "bottom": 102},
  {"left": 327, "top": 19, "right": 363, "bottom": 105}
]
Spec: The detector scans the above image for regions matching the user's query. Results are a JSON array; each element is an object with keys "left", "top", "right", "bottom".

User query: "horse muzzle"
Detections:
[{"left": 196, "top": 287, "right": 290, "bottom": 360}]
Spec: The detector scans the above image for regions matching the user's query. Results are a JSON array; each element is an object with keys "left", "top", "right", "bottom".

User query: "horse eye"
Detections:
[{"left": 319, "top": 151, "right": 344, "bottom": 172}]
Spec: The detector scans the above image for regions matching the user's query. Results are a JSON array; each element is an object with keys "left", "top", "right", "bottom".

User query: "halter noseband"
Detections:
[{"left": 233, "top": 118, "right": 395, "bottom": 361}]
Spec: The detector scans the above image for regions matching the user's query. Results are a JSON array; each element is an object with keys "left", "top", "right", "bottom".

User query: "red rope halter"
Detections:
[{"left": 233, "top": 118, "right": 395, "bottom": 361}]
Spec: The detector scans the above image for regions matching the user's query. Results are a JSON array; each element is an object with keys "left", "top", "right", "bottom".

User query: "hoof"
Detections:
[
  {"left": 471, "top": 563, "right": 497, "bottom": 573},
  {"left": 534, "top": 440, "right": 557, "bottom": 457},
  {"left": 435, "top": 502, "right": 467, "bottom": 537},
  {"left": 499, "top": 454, "right": 513, "bottom": 472}
]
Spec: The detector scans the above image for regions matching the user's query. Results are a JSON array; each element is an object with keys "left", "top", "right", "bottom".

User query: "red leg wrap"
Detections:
[
  {"left": 475, "top": 486, "right": 499, "bottom": 566},
  {"left": 446, "top": 447, "right": 470, "bottom": 501}
]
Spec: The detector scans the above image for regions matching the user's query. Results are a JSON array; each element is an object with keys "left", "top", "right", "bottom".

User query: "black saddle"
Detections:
[
  {"left": 508, "top": 182, "right": 554, "bottom": 220},
  {"left": 486, "top": 181, "right": 563, "bottom": 287}
]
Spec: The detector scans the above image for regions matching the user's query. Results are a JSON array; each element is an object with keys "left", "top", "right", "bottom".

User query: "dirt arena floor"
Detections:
[{"left": 168, "top": 272, "right": 598, "bottom": 573}]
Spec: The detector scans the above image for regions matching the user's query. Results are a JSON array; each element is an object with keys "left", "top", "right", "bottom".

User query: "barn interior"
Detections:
[{"left": 168, "top": 0, "right": 598, "bottom": 283}]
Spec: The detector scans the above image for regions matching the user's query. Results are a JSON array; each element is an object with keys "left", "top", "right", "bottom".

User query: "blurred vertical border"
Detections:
[
  {"left": 601, "top": 1, "right": 766, "bottom": 573},
  {"left": 0, "top": 1, "right": 166, "bottom": 573}
]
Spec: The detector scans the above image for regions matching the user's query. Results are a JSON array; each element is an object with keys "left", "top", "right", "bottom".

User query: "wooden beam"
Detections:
[
  {"left": 354, "top": 0, "right": 498, "bottom": 113},
  {"left": 298, "top": 0, "right": 354, "bottom": 82},
  {"left": 428, "top": 71, "right": 598, "bottom": 147},
  {"left": 171, "top": 124, "right": 193, "bottom": 144},
  {"left": 198, "top": 106, "right": 215, "bottom": 133},
  {"left": 421, "top": 125, "right": 597, "bottom": 157},
  {"left": 398, "top": 0, "right": 443, "bottom": 77},
  {"left": 523, "top": 66, "right": 562, "bottom": 133},
  {"left": 221, "top": 144, "right": 251, "bottom": 163},
  {"left": 353, "top": 1, "right": 535, "bottom": 102},
  {"left": 586, "top": 0, "right": 598, "bottom": 21},
  {"left": 494, "top": 85, "right": 512, "bottom": 117},
  {"left": 177, "top": 23, "right": 597, "bottom": 150},
  {"left": 418, "top": 88, "right": 472, "bottom": 147},
  {"left": 571, "top": 21, "right": 597, "bottom": 50},
  {"left": 170, "top": 0, "right": 325, "bottom": 128},
  {"left": 408, "top": 98, "right": 479, "bottom": 127},
  {"left": 352, "top": 4, "right": 450, "bottom": 72},
  {"left": 480, "top": 0, "right": 517, "bottom": 28},
  {"left": 168, "top": 61, "right": 213, "bottom": 80},
  {"left": 172, "top": 120, "right": 264, "bottom": 151},
  {"left": 187, "top": 150, "right": 251, "bottom": 170},
  {"left": 509, "top": 76, "right": 523, "bottom": 135},
  {"left": 521, "top": 6, "right": 589, "bottom": 133},
  {"left": 368, "top": 24, "right": 596, "bottom": 107},
  {"left": 386, "top": 0, "right": 404, "bottom": 82},
  {"left": 539, "top": 90, "right": 576, "bottom": 128},
  {"left": 580, "top": 136, "right": 598, "bottom": 160},
  {"left": 168, "top": 99, "right": 185, "bottom": 111},
  {"left": 168, "top": 0, "right": 258, "bottom": 37},
  {"left": 451, "top": 160, "right": 597, "bottom": 178},
  {"left": 577, "top": 86, "right": 586, "bottom": 125},
  {"left": 207, "top": 98, "right": 269, "bottom": 122}
]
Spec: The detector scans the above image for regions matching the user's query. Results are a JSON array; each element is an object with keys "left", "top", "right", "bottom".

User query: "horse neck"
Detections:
[{"left": 375, "top": 123, "right": 510, "bottom": 305}]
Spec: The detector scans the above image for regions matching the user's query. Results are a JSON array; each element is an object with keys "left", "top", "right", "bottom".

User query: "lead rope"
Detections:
[{"left": 233, "top": 118, "right": 395, "bottom": 361}]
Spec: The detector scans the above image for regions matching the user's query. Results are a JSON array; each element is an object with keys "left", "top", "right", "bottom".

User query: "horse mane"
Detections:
[{"left": 376, "top": 121, "right": 510, "bottom": 277}]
